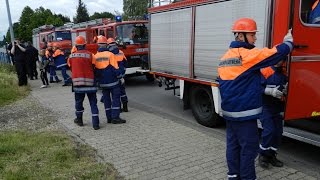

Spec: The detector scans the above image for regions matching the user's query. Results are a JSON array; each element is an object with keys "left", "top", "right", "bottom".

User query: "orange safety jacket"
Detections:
[
  {"left": 68, "top": 49, "right": 97, "bottom": 93},
  {"left": 94, "top": 49, "right": 121, "bottom": 89},
  {"left": 218, "top": 40, "right": 293, "bottom": 121}
]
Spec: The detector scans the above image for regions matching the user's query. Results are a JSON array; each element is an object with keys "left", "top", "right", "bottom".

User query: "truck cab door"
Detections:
[{"left": 285, "top": 0, "right": 320, "bottom": 120}]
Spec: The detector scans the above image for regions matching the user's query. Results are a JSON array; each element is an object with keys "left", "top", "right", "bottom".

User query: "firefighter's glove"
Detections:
[
  {"left": 283, "top": 29, "right": 293, "bottom": 43},
  {"left": 264, "top": 86, "right": 283, "bottom": 99},
  {"left": 120, "top": 78, "right": 125, "bottom": 85}
]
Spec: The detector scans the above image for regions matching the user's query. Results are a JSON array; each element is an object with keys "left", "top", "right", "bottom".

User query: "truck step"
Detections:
[
  {"left": 283, "top": 126, "right": 320, "bottom": 147},
  {"left": 165, "top": 86, "right": 180, "bottom": 90}
]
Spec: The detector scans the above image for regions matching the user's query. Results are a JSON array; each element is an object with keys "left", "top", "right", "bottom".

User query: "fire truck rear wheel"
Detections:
[{"left": 190, "top": 85, "right": 220, "bottom": 128}]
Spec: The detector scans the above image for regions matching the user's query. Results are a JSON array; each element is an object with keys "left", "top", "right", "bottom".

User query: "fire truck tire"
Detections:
[
  {"left": 190, "top": 85, "right": 220, "bottom": 127},
  {"left": 145, "top": 73, "right": 155, "bottom": 82}
]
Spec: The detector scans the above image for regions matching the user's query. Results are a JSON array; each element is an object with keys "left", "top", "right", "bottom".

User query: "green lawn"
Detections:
[
  {"left": 0, "top": 131, "right": 121, "bottom": 179},
  {"left": 0, "top": 63, "right": 29, "bottom": 106},
  {"left": 0, "top": 63, "right": 122, "bottom": 179}
]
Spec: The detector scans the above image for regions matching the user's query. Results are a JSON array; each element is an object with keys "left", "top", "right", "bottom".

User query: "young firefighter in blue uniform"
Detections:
[
  {"left": 52, "top": 43, "right": 72, "bottom": 86},
  {"left": 67, "top": 36, "right": 100, "bottom": 130},
  {"left": 218, "top": 18, "right": 293, "bottom": 180},
  {"left": 309, "top": 0, "right": 320, "bottom": 24},
  {"left": 94, "top": 36, "right": 126, "bottom": 124},
  {"left": 46, "top": 42, "right": 61, "bottom": 83},
  {"left": 258, "top": 61, "right": 287, "bottom": 168},
  {"left": 107, "top": 38, "right": 129, "bottom": 112}
]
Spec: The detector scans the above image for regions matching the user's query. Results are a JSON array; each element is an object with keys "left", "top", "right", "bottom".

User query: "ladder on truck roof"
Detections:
[
  {"left": 32, "top": 25, "right": 54, "bottom": 35},
  {"left": 71, "top": 18, "right": 113, "bottom": 30},
  {"left": 55, "top": 23, "right": 74, "bottom": 31},
  {"left": 149, "top": 0, "right": 183, "bottom": 7}
]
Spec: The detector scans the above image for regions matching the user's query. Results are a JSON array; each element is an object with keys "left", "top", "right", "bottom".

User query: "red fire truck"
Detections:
[
  {"left": 149, "top": 0, "right": 320, "bottom": 146},
  {"left": 32, "top": 23, "right": 72, "bottom": 55},
  {"left": 71, "top": 18, "right": 152, "bottom": 80}
]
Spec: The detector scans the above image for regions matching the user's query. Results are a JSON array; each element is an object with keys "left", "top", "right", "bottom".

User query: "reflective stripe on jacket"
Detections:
[
  {"left": 94, "top": 49, "right": 121, "bottom": 89},
  {"left": 53, "top": 49, "right": 67, "bottom": 68},
  {"left": 68, "top": 50, "right": 97, "bottom": 93},
  {"left": 218, "top": 40, "right": 293, "bottom": 121},
  {"left": 260, "top": 66, "right": 287, "bottom": 104}
]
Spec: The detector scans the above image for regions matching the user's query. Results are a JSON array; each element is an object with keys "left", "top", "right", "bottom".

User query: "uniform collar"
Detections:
[{"left": 229, "top": 41, "right": 255, "bottom": 49}]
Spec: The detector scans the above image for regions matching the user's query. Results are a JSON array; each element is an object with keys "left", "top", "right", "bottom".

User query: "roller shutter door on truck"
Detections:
[
  {"left": 194, "top": 0, "right": 270, "bottom": 80},
  {"left": 150, "top": 8, "right": 192, "bottom": 77},
  {"left": 150, "top": 0, "right": 271, "bottom": 80}
]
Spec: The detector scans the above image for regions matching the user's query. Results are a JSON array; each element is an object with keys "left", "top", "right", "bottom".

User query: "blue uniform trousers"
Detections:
[
  {"left": 102, "top": 85, "right": 121, "bottom": 120},
  {"left": 120, "top": 83, "right": 128, "bottom": 103},
  {"left": 59, "top": 66, "right": 72, "bottom": 84},
  {"left": 49, "top": 65, "right": 60, "bottom": 82},
  {"left": 75, "top": 92, "right": 99, "bottom": 128},
  {"left": 226, "top": 120, "right": 259, "bottom": 180},
  {"left": 259, "top": 98, "right": 284, "bottom": 156}
]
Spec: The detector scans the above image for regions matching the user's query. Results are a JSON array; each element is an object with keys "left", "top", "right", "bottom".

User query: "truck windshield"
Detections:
[
  {"left": 55, "top": 31, "right": 71, "bottom": 41},
  {"left": 116, "top": 23, "right": 148, "bottom": 44}
]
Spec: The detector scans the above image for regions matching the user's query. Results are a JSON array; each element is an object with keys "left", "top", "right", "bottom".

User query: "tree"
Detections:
[
  {"left": 123, "top": 0, "right": 148, "bottom": 20},
  {"left": 73, "top": 0, "right": 90, "bottom": 23},
  {"left": 5, "top": 6, "right": 70, "bottom": 42},
  {"left": 90, "top": 12, "right": 115, "bottom": 20},
  {"left": 18, "top": 6, "right": 35, "bottom": 42}
]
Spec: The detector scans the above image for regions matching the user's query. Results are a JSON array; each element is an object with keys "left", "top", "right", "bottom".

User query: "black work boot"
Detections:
[
  {"left": 122, "top": 102, "right": 128, "bottom": 112},
  {"left": 111, "top": 118, "right": 126, "bottom": 124},
  {"left": 107, "top": 118, "right": 112, "bottom": 123},
  {"left": 93, "top": 126, "right": 100, "bottom": 130},
  {"left": 269, "top": 154, "right": 283, "bottom": 167},
  {"left": 258, "top": 155, "right": 270, "bottom": 168},
  {"left": 74, "top": 117, "right": 83, "bottom": 126}
]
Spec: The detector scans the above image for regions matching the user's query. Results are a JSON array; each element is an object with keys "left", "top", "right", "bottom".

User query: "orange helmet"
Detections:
[
  {"left": 107, "top": 38, "right": 116, "bottom": 44},
  {"left": 232, "top": 18, "right": 258, "bottom": 33},
  {"left": 75, "top": 36, "right": 86, "bottom": 45},
  {"left": 97, "top": 36, "right": 108, "bottom": 44}
]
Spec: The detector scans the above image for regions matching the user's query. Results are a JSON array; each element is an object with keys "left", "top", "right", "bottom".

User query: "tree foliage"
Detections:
[
  {"left": 5, "top": 6, "right": 70, "bottom": 42},
  {"left": 73, "top": 0, "right": 90, "bottom": 23},
  {"left": 123, "top": 0, "right": 148, "bottom": 20},
  {"left": 90, "top": 12, "right": 115, "bottom": 20}
]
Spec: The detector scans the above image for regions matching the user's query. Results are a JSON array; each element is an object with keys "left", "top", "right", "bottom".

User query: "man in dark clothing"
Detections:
[
  {"left": 8, "top": 38, "right": 28, "bottom": 86},
  {"left": 7, "top": 43, "right": 15, "bottom": 65},
  {"left": 26, "top": 41, "right": 39, "bottom": 80}
]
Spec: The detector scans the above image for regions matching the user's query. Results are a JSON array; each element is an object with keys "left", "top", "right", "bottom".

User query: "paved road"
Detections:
[
  {"left": 124, "top": 76, "right": 320, "bottom": 178},
  {"left": 29, "top": 74, "right": 320, "bottom": 180}
]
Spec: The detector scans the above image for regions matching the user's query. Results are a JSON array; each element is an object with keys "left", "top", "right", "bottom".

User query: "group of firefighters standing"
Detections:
[{"left": 68, "top": 35, "right": 128, "bottom": 130}]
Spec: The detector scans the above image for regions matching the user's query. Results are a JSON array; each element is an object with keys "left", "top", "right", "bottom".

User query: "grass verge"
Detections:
[
  {"left": 0, "top": 63, "right": 29, "bottom": 107},
  {"left": 0, "top": 131, "right": 121, "bottom": 180}
]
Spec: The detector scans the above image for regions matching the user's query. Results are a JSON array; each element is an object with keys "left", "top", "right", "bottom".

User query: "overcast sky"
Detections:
[{"left": 0, "top": 0, "right": 123, "bottom": 41}]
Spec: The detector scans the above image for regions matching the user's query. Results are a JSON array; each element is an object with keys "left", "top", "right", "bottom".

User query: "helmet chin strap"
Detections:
[
  {"left": 235, "top": 32, "right": 248, "bottom": 43},
  {"left": 243, "top": 32, "right": 249, "bottom": 43}
]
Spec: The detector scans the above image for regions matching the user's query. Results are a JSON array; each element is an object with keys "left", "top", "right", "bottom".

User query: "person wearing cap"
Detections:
[
  {"left": 217, "top": 18, "right": 294, "bottom": 180},
  {"left": 94, "top": 35, "right": 126, "bottom": 124},
  {"left": 9, "top": 38, "right": 28, "bottom": 86},
  {"left": 107, "top": 37, "right": 129, "bottom": 112},
  {"left": 52, "top": 43, "right": 72, "bottom": 86},
  {"left": 68, "top": 36, "right": 100, "bottom": 130},
  {"left": 46, "top": 42, "right": 61, "bottom": 83}
]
